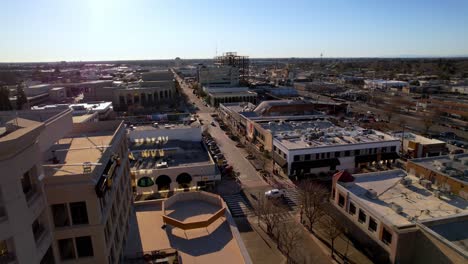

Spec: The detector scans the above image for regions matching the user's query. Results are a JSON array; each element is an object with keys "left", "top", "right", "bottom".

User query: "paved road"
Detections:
[{"left": 175, "top": 73, "right": 267, "bottom": 188}]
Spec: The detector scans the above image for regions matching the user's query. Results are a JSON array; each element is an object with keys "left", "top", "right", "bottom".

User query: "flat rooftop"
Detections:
[
  {"left": 341, "top": 170, "right": 468, "bottom": 227},
  {"left": 44, "top": 131, "right": 114, "bottom": 177},
  {"left": 421, "top": 215, "right": 468, "bottom": 254},
  {"left": 130, "top": 140, "right": 211, "bottom": 170},
  {"left": 409, "top": 154, "right": 468, "bottom": 184},
  {"left": 32, "top": 101, "right": 113, "bottom": 113},
  {"left": 125, "top": 202, "right": 247, "bottom": 264},
  {"left": 264, "top": 120, "right": 398, "bottom": 149},
  {"left": 393, "top": 132, "right": 445, "bottom": 145}
]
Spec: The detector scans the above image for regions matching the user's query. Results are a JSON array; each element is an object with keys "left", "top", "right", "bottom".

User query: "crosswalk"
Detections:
[
  {"left": 284, "top": 188, "right": 300, "bottom": 210},
  {"left": 222, "top": 193, "right": 255, "bottom": 218}
]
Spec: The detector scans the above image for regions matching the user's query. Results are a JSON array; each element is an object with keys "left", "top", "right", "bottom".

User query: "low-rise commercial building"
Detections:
[
  {"left": 392, "top": 132, "right": 447, "bottom": 158},
  {"left": 406, "top": 153, "right": 468, "bottom": 199},
  {"left": 266, "top": 120, "right": 400, "bottom": 178},
  {"left": 205, "top": 87, "right": 257, "bottom": 106},
  {"left": 331, "top": 169, "right": 468, "bottom": 264},
  {"left": 32, "top": 101, "right": 114, "bottom": 123},
  {"left": 128, "top": 123, "right": 220, "bottom": 198},
  {"left": 82, "top": 70, "right": 176, "bottom": 111}
]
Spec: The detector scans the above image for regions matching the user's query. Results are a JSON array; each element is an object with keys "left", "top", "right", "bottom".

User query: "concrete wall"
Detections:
[
  {"left": 0, "top": 138, "right": 51, "bottom": 263},
  {"left": 406, "top": 161, "right": 467, "bottom": 196}
]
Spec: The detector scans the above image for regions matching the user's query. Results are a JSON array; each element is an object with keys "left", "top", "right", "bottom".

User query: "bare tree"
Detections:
[
  {"left": 297, "top": 180, "right": 329, "bottom": 233},
  {"left": 422, "top": 112, "right": 435, "bottom": 135},
  {"left": 277, "top": 222, "right": 303, "bottom": 264},
  {"left": 253, "top": 195, "right": 289, "bottom": 239},
  {"left": 321, "top": 214, "right": 343, "bottom": 258}
]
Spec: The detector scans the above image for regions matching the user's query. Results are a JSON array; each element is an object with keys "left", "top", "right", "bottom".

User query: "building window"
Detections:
[
  {"left": 335, "top": 151, "right": 341, "bottom": 158},
  {"left": 345, "top": 151, "right": 350, "bottom": 157},
  {"left": 21, "top": 170, "right": 33, "bottom": 195},
  {"left": 294, "top": 155, "right": 300, "bottom": 162},
  {"left": 70, "top": 202, "right": 89, "bottom": 225},
  {"left": 354, "top": 149, "right": 360, "bottom": 156},
  {"left": 338, "top": 194, "right": 345, "bottom": 207},
  {"left": 273, "top": 146, "right": 277, "bottom": 151},
  {"left": 137, "top": 177, "right": 154, "bottom": 187},
  {"left": 316, "top": 153, "right": 320, "bottom": 160},
  {"left": 321, "top": 153, "right": 325, "bottom": 159},
  {"left": 76, "top": 236, "right": 94, "bottom": 258},
  {"left": 382, "top": 227, "right": 392, "bottom": 245},
  {"left": 391, "top": 146, "right": 396, "bottom": 152},
  {"left": 326, "top": 152, "right": 331, "bottom": 158},
  {"left": 52, "top": 204, "right": 70, "bottom": 227},
  {"left": 369, "top": 217, "right": 377, "bottom": 232},
  {"left": 358, "top": 209, "right": 367, "bottom": 224},
  {"left": 58, "top": 238, "right": 75, "bottom": 260},
  {"left": 349, "top": 203, "right": 356, "bottom": 215},
  {"left": 305, "top": 154, "right": 311, "bottom": 160}
]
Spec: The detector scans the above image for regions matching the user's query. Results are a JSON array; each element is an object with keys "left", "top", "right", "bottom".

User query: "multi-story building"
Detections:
[
  {"left": 406, "top": 153, "right": 468, "bottom": 199},
  {"left": 128, "top": 123, "right": 220, "bottom": 199},
  {"left": 42, "top": 120, "right": 131, "bottom": 264},
  {"left": 0, "top": 110, "right": 132, "bottom": 264},
  {"left": 392, "top": 132, "right": 447, "bottom": 158},
  {"left": 331, "top": 169, "right": 468, "bottom": 264},
  {"left": 0, "top": 109, "right": 73, "bottom": 263},
  {"left": 198, "top": 65, "right": 239, "bottom": 87}
]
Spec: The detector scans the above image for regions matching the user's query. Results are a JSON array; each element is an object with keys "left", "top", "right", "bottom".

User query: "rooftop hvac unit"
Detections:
[
  {"left": 433, "top": 190, "right": 441, "bottom": 198},
  {"left": 365, "top": 189, "right": 378, "bottom": 199},
  {"left": 400, "top": 177, "right": 412, "bottom": 186},
  {"left": 448, "top": 154, "right": 458, "bottom": 161},
  {"left": 419, "top": 179, "right": 432, "bottom": 190},
  {"left": 461, "top": 158, "right": 468, "bottom": 166},
  {"left": 438, "top": 165, "right": 446, "bottom": 172},
  {"left": 390, "top": 202, "right": 403, "bottom": 214}
]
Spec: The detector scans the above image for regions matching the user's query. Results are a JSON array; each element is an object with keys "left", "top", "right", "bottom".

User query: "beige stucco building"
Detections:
[
  {"left": 0, "top": 109, "right": 73, "bottom": 263},
  {"left": 0, "top": 110, "right": 132, "bottom": 264}
]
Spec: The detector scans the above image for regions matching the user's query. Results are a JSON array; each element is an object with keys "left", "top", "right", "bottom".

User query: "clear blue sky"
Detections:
[{"left": 1, "top": 0, "right": 468, "bottom": 62}]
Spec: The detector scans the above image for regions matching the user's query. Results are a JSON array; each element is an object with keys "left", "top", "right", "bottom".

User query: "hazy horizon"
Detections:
[{"left": 1, "top": 0, "right": 468, "bottom": 62}]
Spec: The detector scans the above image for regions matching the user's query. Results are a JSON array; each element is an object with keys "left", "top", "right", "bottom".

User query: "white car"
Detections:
[{"left": 265, "top": 189, "right": 286, "bottom": 199}]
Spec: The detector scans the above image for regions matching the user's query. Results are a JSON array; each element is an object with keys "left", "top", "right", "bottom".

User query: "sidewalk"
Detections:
[
  {"left": 234, "top": 217, "right": 286, "bottom": 264},
  {"left": 304, "top": 214, "right": 373, "bottom": 264}
]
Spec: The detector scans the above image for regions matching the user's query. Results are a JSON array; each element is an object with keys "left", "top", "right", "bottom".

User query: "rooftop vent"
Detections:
[
  {"left": 419, "top": 179, "right": 432, "bottom": 190},
  {"left": 365, "top": 189, "right": 378, "bottom": 199},
  {"left": 390, "top": 202, "right": 403, "bottom": 214},
  {"left": 400, "top": 177, "right": 412, "bottom": 186}
]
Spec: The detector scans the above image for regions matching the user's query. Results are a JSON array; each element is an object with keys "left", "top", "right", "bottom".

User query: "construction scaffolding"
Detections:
[{"left": 215, "top": 52, "right": 250, "bottom": 80}]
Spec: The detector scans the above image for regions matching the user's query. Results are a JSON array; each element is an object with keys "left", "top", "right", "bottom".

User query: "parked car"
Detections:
[
  {"left": 246, "top": 154, "right": 255, "bottom": 160},
  {"left": 211, "top": 121, "right": 216, "bottom": 127},
  {"left": 214, "top": 153, "right": 225, "bottom": 160},
  {"left": 235, "top": 143, "right": 244, "bottom": 148},
  {"left": 265, "top": 189, "right": 286, "bottom": 199}
]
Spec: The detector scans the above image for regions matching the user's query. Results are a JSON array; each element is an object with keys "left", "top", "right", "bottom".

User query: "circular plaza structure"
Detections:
[{"left": 162, "top": 191, "right": 226, "bottom": 230}]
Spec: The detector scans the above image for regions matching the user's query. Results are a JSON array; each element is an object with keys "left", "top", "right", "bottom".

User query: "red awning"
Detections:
[{"left": 333, "top": 170, "right": 355, "bottom": 183}]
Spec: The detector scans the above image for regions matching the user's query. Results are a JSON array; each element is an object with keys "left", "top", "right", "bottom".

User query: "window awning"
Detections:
[
  {"left": 355, "top": 154, "right": 378, "bottom": 163},
  {"left": 291, "top": 158, "right": 340, "bottom": 170},
  {"left": 381, "top": 152, "right": 400, "bottom": 160}
]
